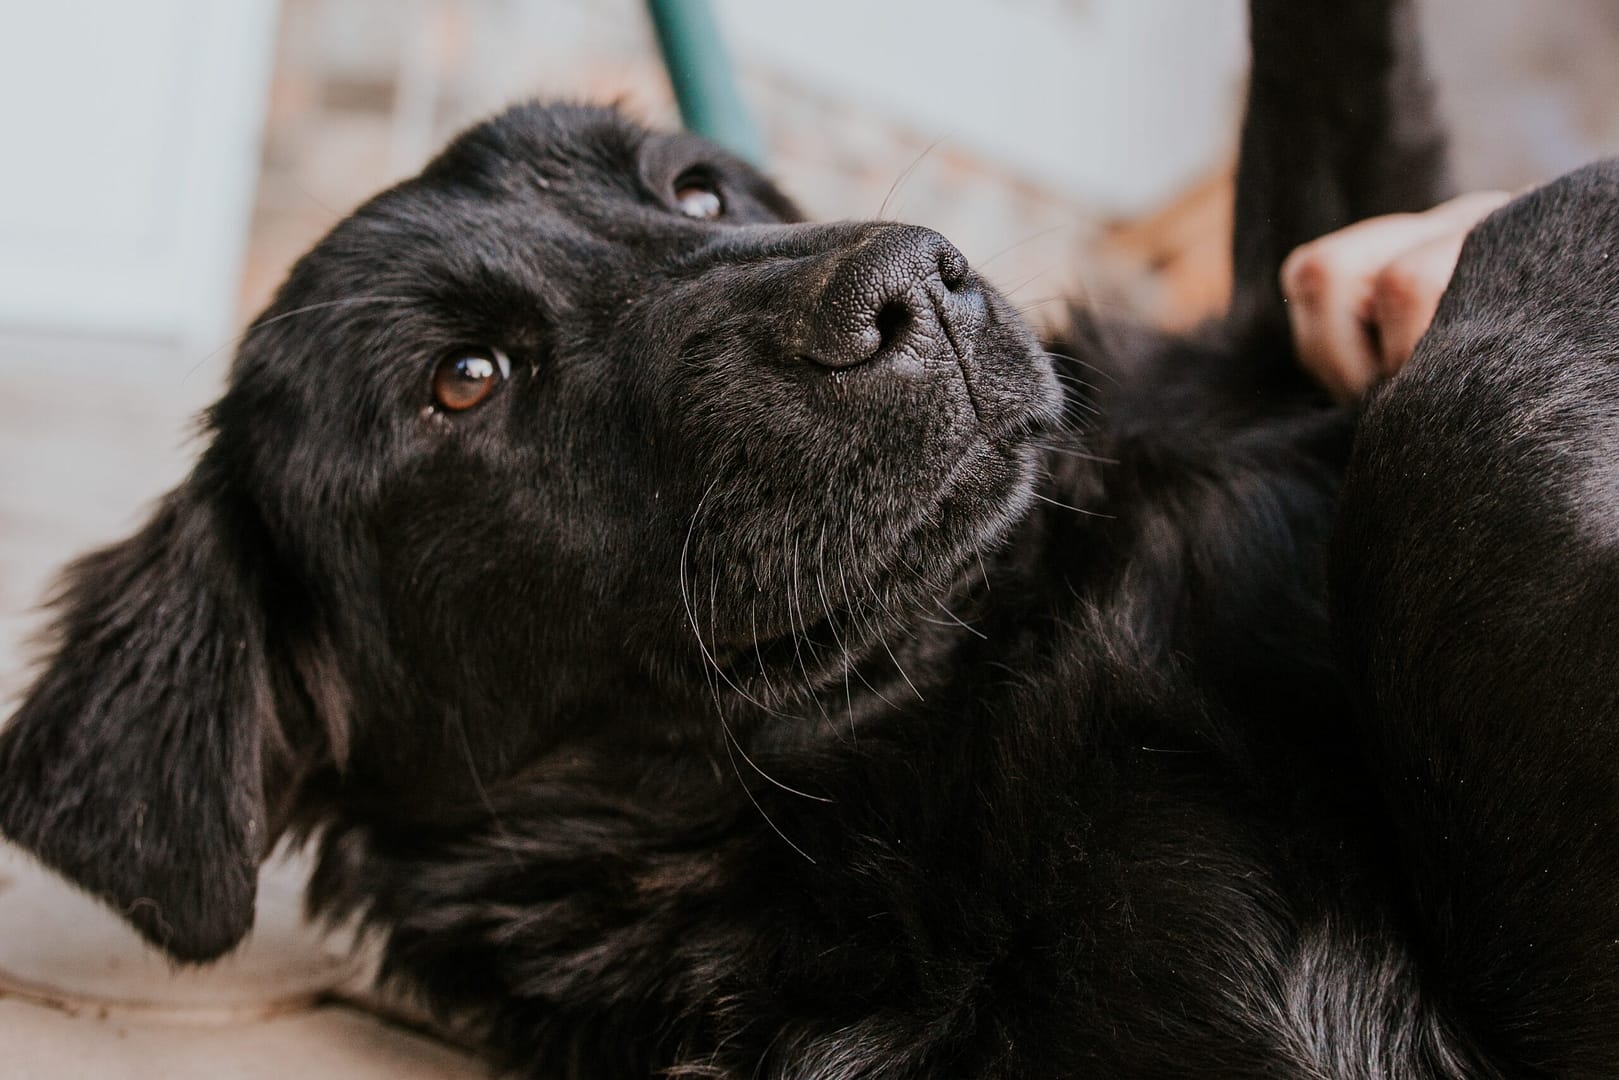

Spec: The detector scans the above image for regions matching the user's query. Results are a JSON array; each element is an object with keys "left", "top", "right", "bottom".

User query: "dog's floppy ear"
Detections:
[{"left": 0, "top": 459, "right": 280, "bottom": 962}]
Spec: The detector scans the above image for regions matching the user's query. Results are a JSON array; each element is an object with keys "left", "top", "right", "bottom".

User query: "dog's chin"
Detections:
[{"left": 708, "top": 405, "right": 1052, "bottom": 699}]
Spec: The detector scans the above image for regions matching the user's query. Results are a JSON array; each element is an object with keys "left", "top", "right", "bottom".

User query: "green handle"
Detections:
[{"left": 645, "top": 0, "right": 765, "bottom": 165}]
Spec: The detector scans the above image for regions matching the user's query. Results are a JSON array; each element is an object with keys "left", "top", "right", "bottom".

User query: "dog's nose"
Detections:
[{"left": 800, "top": 226, "right": 982, "bottom": 370}]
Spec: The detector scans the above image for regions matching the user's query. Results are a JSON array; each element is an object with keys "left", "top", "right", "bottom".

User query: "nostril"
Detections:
[
  {"left": 803, "top": 228, "right": 976, "bottom": 369},
  {"left": 938, "top": 247, "right": 970, "bottom": 292},
  {"left": 874, "top": 300, "right": 911, "bottom": 355}
]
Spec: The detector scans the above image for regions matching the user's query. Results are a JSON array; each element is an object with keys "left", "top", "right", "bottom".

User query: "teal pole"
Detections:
[{"left": 644, "top": 0, "right": 765, "bottom": 165}]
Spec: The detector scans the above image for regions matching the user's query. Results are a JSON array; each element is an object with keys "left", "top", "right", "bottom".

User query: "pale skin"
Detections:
[{"left": 1281, "top": 191, "right": 1512, "bottom": 401}]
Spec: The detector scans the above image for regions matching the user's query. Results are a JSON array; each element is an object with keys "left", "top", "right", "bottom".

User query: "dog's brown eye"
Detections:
[
  {"left": 432, "top": 347, "right": 509, "bottom": 412},
  {"left": 673, "top": 175, "right": 723, "bottom": 220}
]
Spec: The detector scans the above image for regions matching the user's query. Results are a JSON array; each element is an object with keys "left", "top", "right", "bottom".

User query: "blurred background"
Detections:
[{"left": 2, "top": 0, "right": 1618, "bottom": 699}]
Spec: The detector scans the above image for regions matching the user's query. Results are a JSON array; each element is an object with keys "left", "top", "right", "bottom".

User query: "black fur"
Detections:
[{"left": 3, "top": 1, "right": 1616, "bottom": 1076}]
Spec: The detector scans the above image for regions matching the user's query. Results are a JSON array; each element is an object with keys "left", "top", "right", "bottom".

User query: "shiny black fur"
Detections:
[{"left": 4, "top": 1, "right": 1618, "bottom": 1075}]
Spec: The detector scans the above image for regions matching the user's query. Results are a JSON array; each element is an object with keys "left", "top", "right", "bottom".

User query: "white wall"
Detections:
[
  {"left": 0, "top": 0, "right": 278, "bottom": 375},
  {"left": 716, "top": 0, "right": 1247, "bottom": 216}
]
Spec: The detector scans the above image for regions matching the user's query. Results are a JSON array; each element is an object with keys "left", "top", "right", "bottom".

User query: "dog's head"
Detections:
[{"left": 0, "top": 104, "right": 1059, "bottom": 960}]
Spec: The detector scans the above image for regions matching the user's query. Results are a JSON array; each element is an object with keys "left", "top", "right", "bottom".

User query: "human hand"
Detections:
[{"left": 1280, "top": 191, "right": 1511, "bottom": 401}]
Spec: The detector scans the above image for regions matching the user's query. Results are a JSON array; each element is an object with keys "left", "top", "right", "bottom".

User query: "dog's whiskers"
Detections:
[
  {"left": 674, "top": 480, "right": 787, "bottom": 720},
  {"left": 835, "top": 559, "right": 899, "bottom": 712},
  {"left": 1042, "top": 347, "right": 1121, "bottom": 387},
  {"left": 1033, "top": 441, "right": 1119, "bottom": 466},
  {"left": 871, "top": 605, "right": 925, "bottom": 702},
  {"left": 708, "top": 556, "right": 830, "bottom": 804},
  {"left": 974, "top": 222, "right": 1084, "bottom": 276},
  {"left": 849, "top": 515, "right": 924, "bottom": 703},
  {"left": 677, "top": 484, "right": 825, "bottom": 863},
  {"left": 702, "top": 549, "right": 782, "bottom": 716},
  {"left": 930, "top": 599, "right": 988, "bottom": 641},
  {"left": 1031, "top": 491, "right": 1114, "bottom": 519},
  {"left": 785, "top": 528, "right": 831, "bottom": 725},
  {"left": 1047, "top": 368, "right": 1101, "bottom": 392},
  {"left": 1009, "top": 297, "right": 1072, "bottom": 320},
  {"left": 1046, "top": 368, "right": 1105, "bottom": 398},
  {"left": 813, "top": 526, "right": 858, "bottom": 740},
  {"left": 719, "top": 727, "right": 819, "bottom": 865},
  {"left": 877, "top": 134, "right": 952, "bottom": 220},
  {"left": 748, "top": 598, "right": 778, "bottom": 704}
]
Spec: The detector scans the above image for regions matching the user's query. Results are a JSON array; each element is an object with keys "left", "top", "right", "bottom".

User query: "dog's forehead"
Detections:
[
  {"left": 425, "top": 103, "right": 647, "bottom": 199},
  {"left": 409, "top": 101, "right": 787, "bottom": 232}
]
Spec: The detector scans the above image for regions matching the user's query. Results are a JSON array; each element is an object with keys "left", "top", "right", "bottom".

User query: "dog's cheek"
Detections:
[{"left": 372, "top": 440, "right": 676, "bottom": 677}]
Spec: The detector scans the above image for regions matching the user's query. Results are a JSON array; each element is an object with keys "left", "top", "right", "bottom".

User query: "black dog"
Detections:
[{"left": 4, "top": 1, "right": 1619, "bottom": 1075}]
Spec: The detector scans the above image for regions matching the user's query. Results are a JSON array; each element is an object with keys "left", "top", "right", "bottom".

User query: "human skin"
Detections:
[{"left": 1281, "top": 190, "right": 1511, "bottom": 400}]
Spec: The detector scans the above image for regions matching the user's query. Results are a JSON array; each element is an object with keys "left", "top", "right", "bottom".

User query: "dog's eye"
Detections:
[
  {"left": 673, "top": 174, "right": 724, "bottom": 220},
  {"left": 432, "top": 347, "right": 510, "bottom": 412}
]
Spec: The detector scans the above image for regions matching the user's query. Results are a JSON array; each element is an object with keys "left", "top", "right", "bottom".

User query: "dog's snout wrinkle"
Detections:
[{"left": 930, "top": 290, "right": 987, "bottom": 425}]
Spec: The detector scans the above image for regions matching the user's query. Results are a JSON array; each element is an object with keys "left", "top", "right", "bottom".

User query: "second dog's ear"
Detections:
[{"left": 0, "top": 463, "right": 281, "bottom": 962}]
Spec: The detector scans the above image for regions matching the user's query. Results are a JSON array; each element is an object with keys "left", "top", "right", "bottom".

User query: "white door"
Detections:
[{"left": 0, "top": 0, "right": 278, "bottom": 379}]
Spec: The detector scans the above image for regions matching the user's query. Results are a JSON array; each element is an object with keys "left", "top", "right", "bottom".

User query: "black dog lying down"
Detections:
[{"left": 4, "top": 1, "right": 1619, "bottom": 1075}]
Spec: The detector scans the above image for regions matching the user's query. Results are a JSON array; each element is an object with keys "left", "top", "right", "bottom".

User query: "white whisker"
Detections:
[{"left": 1032, "top": 491, "right": 1115, "bottom": 519}]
